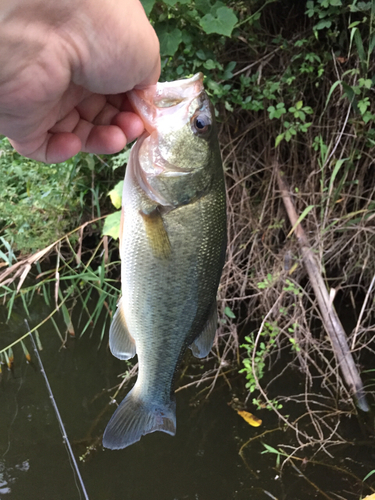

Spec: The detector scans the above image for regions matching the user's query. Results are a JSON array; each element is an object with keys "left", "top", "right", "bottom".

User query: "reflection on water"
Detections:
[{"left": 0, "top": 459, "right": 29, "bottom": 496}]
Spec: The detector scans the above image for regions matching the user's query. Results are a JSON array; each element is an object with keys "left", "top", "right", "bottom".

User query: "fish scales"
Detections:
[
  {"left": 103, "top": 73, "right": 226, "bottom": 450},
  {"left": 124, "top": 176, "right": 225, "bottom": 392}
]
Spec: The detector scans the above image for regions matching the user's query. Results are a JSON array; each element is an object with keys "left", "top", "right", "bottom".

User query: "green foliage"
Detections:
[
  {"left": 102, "top": 211, "right": 121, "bottom": 240},
  {"left": 144, "top": 0, "right": 239, "bottom": 60},
  {"left": 273, "top": 101, "right": 314, "bottom": 146},
  {"left": 0, "top": 137, "right": 100, "bottom": 254},
  {"left": 111, "top": 149, "right": 130, "bottom": 171},
  {"left": 142, "top": 0, "right": 250, "bottom": 111},
  {"left": 305, "top": 0, "right": 344, "bottom": 32},
  {"left": 240, "top": 321, "right": 279, "bottom": 396},
  {"left": 224, "top": 306, "right": 236, "bottom": 319},
  {"left": 199, "top": 6, "right": 238, "bottom": 36},
  {"left": 257, "top": 273, "right": 277, "bottom": 290},
  {"left": 102, "top": 180, "right": 125, "bottom": 240},
  {"left": 283, "top": 279, "right": 302, "bottom": 296}
]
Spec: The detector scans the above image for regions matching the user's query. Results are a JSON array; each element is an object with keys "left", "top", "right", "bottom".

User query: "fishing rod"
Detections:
[{"left": 24, "top": 320, "right": 90, "bottom": 500}]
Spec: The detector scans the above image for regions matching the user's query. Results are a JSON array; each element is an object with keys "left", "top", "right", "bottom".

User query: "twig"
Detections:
[
  {"left": 289, "top": 460, "right": 334, "bottom": 500},
  {"left": 275, "top": 161, "right": 369, "bottom": 412},
  {"left": 351, "top": 272, "right": 375, "bottom": 349}
]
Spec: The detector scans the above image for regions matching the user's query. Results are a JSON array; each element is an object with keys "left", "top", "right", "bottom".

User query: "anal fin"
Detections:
[
  {"left": 189, "top": 301, "right": 218, "bottom": 358},
  {"left": 109, "top": 299, "right": 136, "bottom": 360}
]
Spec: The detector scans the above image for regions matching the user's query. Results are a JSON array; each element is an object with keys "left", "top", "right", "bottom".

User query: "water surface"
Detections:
[{"left": 0, "top": 300, "right": 373, "bottom": 500}]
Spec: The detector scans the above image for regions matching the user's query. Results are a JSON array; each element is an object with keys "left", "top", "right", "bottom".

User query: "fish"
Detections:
[{"left": 102, "top": 73, "right": 227, "bottom": 450}]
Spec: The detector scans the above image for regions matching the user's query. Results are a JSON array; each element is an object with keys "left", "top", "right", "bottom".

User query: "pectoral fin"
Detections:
[
  {"left": 189, "top": 301, "right": 218, "bottom": 358},
  {"left": 140, "top": 207, "right": 171, "bottom": 259},
  {"left": 109, "top": 299, "right": 136, "bottom": 360}
]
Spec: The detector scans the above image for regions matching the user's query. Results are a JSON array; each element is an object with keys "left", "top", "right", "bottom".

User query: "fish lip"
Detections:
[{"left": 127, "top": 73, "right": 205, "bottom": 134}]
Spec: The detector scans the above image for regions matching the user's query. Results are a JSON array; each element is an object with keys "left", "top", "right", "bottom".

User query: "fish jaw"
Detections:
[{"left": 128, "top": 73, "right": 205, "bottom": 135}]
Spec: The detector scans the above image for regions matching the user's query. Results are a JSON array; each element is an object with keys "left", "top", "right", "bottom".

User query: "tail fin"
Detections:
[{"left": 102, "top": 389, "right": 176, "bottom": 450}]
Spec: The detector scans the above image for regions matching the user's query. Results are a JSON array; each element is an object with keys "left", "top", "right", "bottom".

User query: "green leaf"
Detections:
[
  {"left": 287, "top": 205, "right": 314, "bottom": 237},
  {"left": 102, "top": 211, "right": 121, "bottom": 240},
  {"left": 303, "top": 106, "right": 314, "bottom": 114},
  {"left": 286, "top": 130, "right": 294, "bottom": 141},
  {"left": 195, "top": 0, "right": 212, "bottom": 14},
  {"left": 262, "top": 443, "right": 281, "bottom": 455},
  {"left": 204, "top": 59, "right": 217, "bottom": 70},
  {"left": 328, "top": 158, "right": 348, "bottom": 197},
  {"left": 207, "top": 79, "right": 222, "bottom": 93},
  {"left": 224, "top": 306, "right": 236, "bottom": 319},
  {"left": 157, "top": 26, "right": 183, "bottom": 56},
  {"left": 275, "top": 133, "right": 284, "bottom": 147},
  {"left": 211, "top": 1, "right": 226, "bottom": 14},
  {"left": 108, "top": 181, "right": 124, "bottom": 209},
  {"left": 358, "top": 97, "right": 370, "bottom": 115},
  {"left": 200, "top": 6, "right": 238, "bottom": 37},
  {"left": 86, "top": 155, "right": 95, "bottom": 170},
  {"left": 314, "top": 19, "right": 332, "bottom": 30},
  {"left": 196, "top": 49, "right": 207, "bottom": 60},
  {"left": 354, "top": 29, "right": 366, "bottom": 64},
  {"left": 140, "top": 0, "right": 155, "bottom": 15},
  {"left": 363, "top": 469, "right": 375, "bottom": 482},
  {"left": 111, "top": 149, "right": 130, "bottom": 171},
  {"left": 181, "top": 29, "right": 192, "bottom": 45},
  {"left": 222, "top": 61, "right": 236, "bottom": 79}
]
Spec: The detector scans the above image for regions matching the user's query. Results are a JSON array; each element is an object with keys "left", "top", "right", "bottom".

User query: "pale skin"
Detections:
[{"left": 0, "top": 0, "right": 160, "bottom": 163}]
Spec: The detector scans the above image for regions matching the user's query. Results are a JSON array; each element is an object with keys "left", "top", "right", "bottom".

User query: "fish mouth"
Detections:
[
  {"left": 128, "top": 73, "right": 206, "bottom": 206},
  {"left": 128, "top": 73, "right": 205, "bottom": 134}
]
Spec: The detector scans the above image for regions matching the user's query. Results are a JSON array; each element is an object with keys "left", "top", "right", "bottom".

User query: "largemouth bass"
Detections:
[{"left": 103, "top": 73, "right": 226, "bottom": 450}]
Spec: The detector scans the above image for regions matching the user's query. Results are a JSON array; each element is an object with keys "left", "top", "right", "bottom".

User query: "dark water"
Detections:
[{"left": 0, "top": 299, "right": 374, "bottom": 500}]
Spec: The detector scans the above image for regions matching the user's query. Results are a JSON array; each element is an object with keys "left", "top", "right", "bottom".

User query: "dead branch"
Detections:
[{"left": 275, "top": 160, "right": 369, "bottom": 412}]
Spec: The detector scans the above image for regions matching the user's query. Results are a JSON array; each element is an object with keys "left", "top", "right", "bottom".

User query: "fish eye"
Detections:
[{"left": 191, "top": 113, "right": 211, "bottom": 136}]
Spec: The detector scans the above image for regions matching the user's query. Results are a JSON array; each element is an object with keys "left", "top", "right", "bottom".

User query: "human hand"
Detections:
[{"left": 0, "top": 0, "right": 160, "bottom": 163}]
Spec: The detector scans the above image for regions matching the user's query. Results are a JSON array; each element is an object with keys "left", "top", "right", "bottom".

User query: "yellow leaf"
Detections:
[
  {"left": 363, "top": 495, "right": 375, "bottom": 500},
  {"left": 108, "top": 181, "right": 124, "bottom": 209},
  {"left": 237, "top": 410, "right": 262, "bottom": 427}
]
